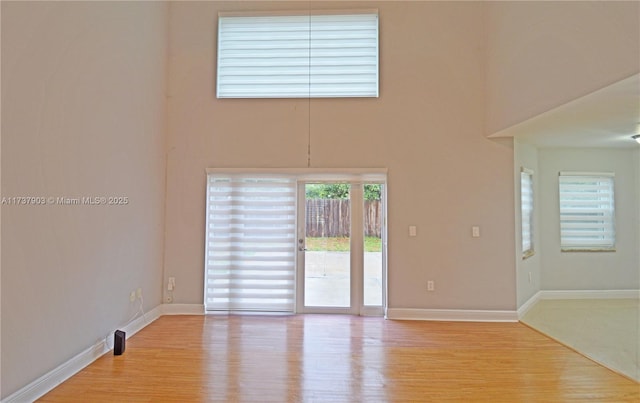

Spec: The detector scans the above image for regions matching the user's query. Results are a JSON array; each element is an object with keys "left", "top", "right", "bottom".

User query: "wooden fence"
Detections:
[{"left": 306, "top": 199, "right": 381, "bottom": 237}]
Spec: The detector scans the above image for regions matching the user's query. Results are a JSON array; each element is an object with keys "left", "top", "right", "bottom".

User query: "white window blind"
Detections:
[
  {"left": 217, "top": 12, "right": 379, "bottom": 98},
  {"left": 520, "top": 169, "right": 534, "bottom": 258},
  {"left": 205, "top": 175, "right": 297, "bottom": 312},
  {"left": 559, "top": 173, "right": 615, "bottom": 251}
]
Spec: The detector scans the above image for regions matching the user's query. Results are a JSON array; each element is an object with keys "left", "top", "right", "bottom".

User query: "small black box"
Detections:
[{"left": 114, "top": 330, "right": 126, "bottom": 355}]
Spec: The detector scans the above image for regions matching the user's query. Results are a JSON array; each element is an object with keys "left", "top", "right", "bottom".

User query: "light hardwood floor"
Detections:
[{"left": 39, "top": 315, "right": 639, "bottom": 402}]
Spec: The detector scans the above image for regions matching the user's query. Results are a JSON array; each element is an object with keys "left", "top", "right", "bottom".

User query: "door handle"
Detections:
[{"left": 298, "top": 246, "right": 308, "bottom": 252}]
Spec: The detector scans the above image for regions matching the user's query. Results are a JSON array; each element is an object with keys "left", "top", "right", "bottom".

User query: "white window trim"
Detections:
[
  {"left": 558, "top": 171, "right": 616, "bottom": 252},
  {"left": 216, "top": 10, "right": 379, "bottom": 98},
  {"left": 205, "top": 167, "right": 387, "bottom": 182}
]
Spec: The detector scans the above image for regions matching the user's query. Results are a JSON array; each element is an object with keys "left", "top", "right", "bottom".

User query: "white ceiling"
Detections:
[{"left": 488, "top": 74, "right": 640, "bottom": 149}]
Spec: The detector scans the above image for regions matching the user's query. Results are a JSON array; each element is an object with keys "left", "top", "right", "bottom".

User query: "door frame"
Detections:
[
  {"left": 204, "top": 168, "right": 387, "bottom": 315},
  {"left": 295, "top": 179, "right": 386, "bottom": 316}
]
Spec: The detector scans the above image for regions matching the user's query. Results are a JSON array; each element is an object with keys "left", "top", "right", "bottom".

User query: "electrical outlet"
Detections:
[
  {"left": 427, "top": 280, "right": 435, "bottom": 291},
  {"left": 528, "top": 272, "right": 532, "bottom": 284},
  {"left": 168, "top": 277, "right": 176, "bottom": 291},
  {"left": 129, "top": 291, "right": 136, "bottom": 302}
]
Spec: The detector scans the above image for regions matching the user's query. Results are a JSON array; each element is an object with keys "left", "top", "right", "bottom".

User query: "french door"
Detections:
[
  {"left": 296, "top": 182, "right": 385, "bottom": 315},
  {"left": 204, "top": 170, "right": 386, "bottom": 316}
]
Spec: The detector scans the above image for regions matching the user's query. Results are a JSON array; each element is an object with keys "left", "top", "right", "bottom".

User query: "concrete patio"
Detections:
[{"left": 304, "top": 251, "right": 383, "bottom": 307}]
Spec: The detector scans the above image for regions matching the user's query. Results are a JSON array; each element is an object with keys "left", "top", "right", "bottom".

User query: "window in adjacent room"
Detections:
[
  {"left": 520, "top": 168, "right": 534, "bottom": 259},
  {"left": 217, "top": 11, "right": 379, "bottom": 98},
  {"left": 558, "top": 172, "right": 615, "bottom": 252}
]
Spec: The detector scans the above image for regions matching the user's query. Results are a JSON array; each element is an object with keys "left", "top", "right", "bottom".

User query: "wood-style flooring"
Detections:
[{"left": 39, "top": 315, "right": 640, "bottom": 402}]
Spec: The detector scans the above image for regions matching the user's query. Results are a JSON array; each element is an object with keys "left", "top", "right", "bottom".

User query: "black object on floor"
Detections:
[{"left": 114, "top": 330, "right": 126, "bottom": 355}]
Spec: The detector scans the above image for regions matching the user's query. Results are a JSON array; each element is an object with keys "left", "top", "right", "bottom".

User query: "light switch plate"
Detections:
[{"left": 409, "top": 226, "right": 417, "bottom": 237}]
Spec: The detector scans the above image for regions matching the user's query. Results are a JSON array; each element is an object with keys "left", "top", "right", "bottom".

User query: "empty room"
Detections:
[{"left": 1, "top": 1, "right": 638, "bottom": 402}]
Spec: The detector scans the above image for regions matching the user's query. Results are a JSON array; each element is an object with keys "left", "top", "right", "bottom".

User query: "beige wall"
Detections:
[
  {"left": 486, "top": 1, "right": 639, "bottom": 134},
  {"left": 1, "top": 2, "right": 168, "bottom": 397},
  {"left": 164, "top": 1, "right": 516, "bottom": 310}
]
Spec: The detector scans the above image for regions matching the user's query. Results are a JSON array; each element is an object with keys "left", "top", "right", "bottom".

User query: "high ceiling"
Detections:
[{"left": 489, "top": 74, "right": 640, "bottom": 149}]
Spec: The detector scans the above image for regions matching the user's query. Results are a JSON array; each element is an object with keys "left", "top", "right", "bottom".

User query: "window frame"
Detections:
[
  {"left": 216, "top": 10, "right": 379, "bottom": 99},
  {"left": 558, "top": 172, "right": 616, "bottom": 252},
  {"left": 520, "top": 167, "right": 535, "bottom": 259}
]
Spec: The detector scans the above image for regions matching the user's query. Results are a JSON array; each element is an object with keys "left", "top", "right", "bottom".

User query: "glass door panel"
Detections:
[
  {"left": 303, "top": 184, "right": 351, "bottom": 308},
  {"left": 363, "top": 184, "right": 383, "bottom": 307}
]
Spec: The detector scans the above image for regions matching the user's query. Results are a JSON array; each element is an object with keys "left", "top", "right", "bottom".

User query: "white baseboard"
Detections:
[
  {"left": 161, "top": 303, "right": 205, "bottom": 315},
  {"left": 539, "top": 289, "right": 640, "bottom": 300},
  {"left": 122, "top": 305, "right": 163, "bottom": 339},
  {"left": 1, "top": 338, "right": 111, "bottom": 403},
  {"left": 386, "top": 308, "right": 518, "bottom": 322},
  {"left": 517, "top": 291, "right": 542, "bottom": 319},
  {"left": 517, "top": 289, "right": 640, "bottom": 320},
  {"left": 2, "top": 304, "right": 203, "bottom": 403}
]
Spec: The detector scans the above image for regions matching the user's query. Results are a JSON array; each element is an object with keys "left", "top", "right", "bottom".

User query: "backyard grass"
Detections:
[{"left": 306, "top": 237, "right": 382, "bottom": 252}]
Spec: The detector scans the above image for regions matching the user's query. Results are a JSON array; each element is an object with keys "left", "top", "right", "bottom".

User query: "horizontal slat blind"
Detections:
[
  {"left": 217, "top": 13, "right": 378, "bottom": 98},
  {"left": 205, "top": 175, "right": 297, "bottom": 312},
  {"left": 520, "top": 170, "right": 534, "bottom": 256},
  {"left": 559, "top": 174, "right": 615, "bottom": 250}
]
